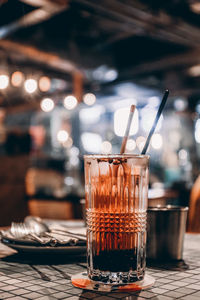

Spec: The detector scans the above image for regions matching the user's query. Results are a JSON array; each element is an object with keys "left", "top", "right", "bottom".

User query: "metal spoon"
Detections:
[
  {"left": 11, "top": 222, "right": 50, "bottom": 245},
  {"left": 24, "top": 216, "right": 86, "bottom": 241},
  {"left": 10, "top": 222, "right": 72, "bottom": 246}
]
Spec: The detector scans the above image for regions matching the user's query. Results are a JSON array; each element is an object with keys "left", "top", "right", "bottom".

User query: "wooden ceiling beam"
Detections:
[
  {"left": 118, "top": 49, "right": 200, "bottom": 79},
  {"left": 19, "top": 0, "right": 67, "bottom": 8},
  {"left": 0, "top": 1, "right": 68, "bottom": 39},
  {"left": 0, "top": 39, "right": 80, "bottom": 74},
  {"left": 75, "top": 0, "right": 200, "bottom": 47}
]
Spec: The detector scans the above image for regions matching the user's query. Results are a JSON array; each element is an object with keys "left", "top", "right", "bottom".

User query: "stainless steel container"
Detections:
[{"left": 147, "top": 205, "right": 188, "bottom": 261}]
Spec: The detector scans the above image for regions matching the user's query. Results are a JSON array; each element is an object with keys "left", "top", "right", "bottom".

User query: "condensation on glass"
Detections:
[{"left": 84, "top": 154, "right": 149, "bottom": 284}]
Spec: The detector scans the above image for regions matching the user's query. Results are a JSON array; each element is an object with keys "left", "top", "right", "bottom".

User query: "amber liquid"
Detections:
[
  {"left": 87, "top": 211, "right": 146, "bottom": 274},
  {"left": 85, "top": 156, "right": 148, "bottom": 283}
]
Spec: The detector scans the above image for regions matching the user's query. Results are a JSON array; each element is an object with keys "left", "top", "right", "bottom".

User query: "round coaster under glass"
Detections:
[{"left": 71, "top": 272, "right": 155, "bottom": 292}]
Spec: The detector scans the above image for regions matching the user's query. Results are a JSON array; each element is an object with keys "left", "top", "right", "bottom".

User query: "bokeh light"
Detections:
[
  {"left": 195, "top": 119, "right": 200, "bottom": 143},
  {"left": 63, "top": 95, "right": 78, "bottom": 110},
  {"left": 69, "top": 146, "right": 80, "bottom": 156},
  {"left": 178, "top": 149, "right": 188, "bottom": 160},
  {"left": 70, "top": 156, "right": 79, "bottom": 167},
  {"left": 101, "top": 141, "right": 112, "bottom": 154},
  {"left": 114, "top": 107, "right": 139, "bottom": 136},
  {"left": 188, "top": 64, "right": 200, "bottom": 76},
  {"left": 63, "top": 137, "right": 73, "bottom": 148},
  {"left": 174, "top": 98, "right": 188, "bottom": 111},
  {"left": 24, "top": 79, "right": 37, "bottom": 93},
  {"left": 57, "top": 130, "right": 69, "bottom": 143},
  {"left": 136, "top": 136, "right": 146, "bottom": 152},
  {"left": 39, "top": 76, "right": 51, "bottom": 92},
  {"left": 40, "top": 98, "right": 54, "bottom": 112},
  {"left": 196, "top": 103, "right": 200, "bottom": 113},
  {"left": 64, "top": 176, "right": 74, "bottom": 186},
  {"left": 11, "top": 71, "right": 24, "bottom": 87},
  {"left": 151, "top": 133, "right": 163, "bottom": 150},
  {"left": 81, "top": 132, "right": 102, "bottom": 153},
  {"left": 104, "top": 69, "right": 118, "bottom": 81},
  {"left": 148, "top": 96, "right": 160, "bottom": 107},
  {"left": 79, "top": 105, "right": 104, "bottom": 125},
  {"left": 83, "top": 93, "right": 96, "bottom": 106},
  {"left": 126, "top": 139, "right": 136, "bottom": 152},
  {"left": 0, "top": 75, "right": 9, "bottom": 89},
  {"left": 190, "top": 2, "right": 200, "bottom": 14}
]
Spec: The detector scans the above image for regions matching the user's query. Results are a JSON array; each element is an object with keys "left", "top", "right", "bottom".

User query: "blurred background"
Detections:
[{"left": 0, "top": 0, "right": 200, "bottom": 227}]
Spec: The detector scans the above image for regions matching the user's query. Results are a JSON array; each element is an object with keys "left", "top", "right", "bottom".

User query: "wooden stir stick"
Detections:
[{"left": 120, "top": 105, "right": 136, "bottom": 154}]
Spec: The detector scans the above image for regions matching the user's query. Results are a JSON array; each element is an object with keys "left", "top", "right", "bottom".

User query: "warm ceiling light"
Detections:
[
  {"left": 63, "top": 95, "right": 78, "bottom": 110},
  {"left": 188, "top": 65, "right": 200, "bottom": 77},
  {"left": 40, "top": 98, "right": 54, "bottom": 112},
  {"left": 24, "top": 79, "right": 37, "bottom": 93},
  {"left": 57, "top": 130, "right": 69, "bottom": 143},
  {"left": 39, "top": 76, "right": 51, "bottom": 92},
  {"left": 11, "top": 71, "right": 24, "bottom": 87},
  {"left": 0, "top": 75, "right": 9, "bottom": 89},
  {"left": 83, "top": 93, "right": 96, "bottom": 106},
  {"left": 190, "top": 2, "right": 200, "bottom": 14}
]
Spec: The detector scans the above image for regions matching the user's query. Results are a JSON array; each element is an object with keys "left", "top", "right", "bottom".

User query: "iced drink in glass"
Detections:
[{"left": 84, "top": 154, "right": 149, "bottom": 284}]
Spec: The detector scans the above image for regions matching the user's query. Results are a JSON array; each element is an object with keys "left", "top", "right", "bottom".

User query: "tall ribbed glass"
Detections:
[{"left": 84, "top": 154, "right": 149, "bottom": 284}]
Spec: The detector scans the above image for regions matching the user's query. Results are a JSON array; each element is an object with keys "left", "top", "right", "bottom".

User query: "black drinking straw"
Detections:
[{"left": 141, "top": 89, "right": 169, "bottom": 155}]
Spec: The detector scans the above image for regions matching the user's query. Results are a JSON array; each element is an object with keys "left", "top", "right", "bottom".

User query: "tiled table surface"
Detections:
[{"left": 0, "top": 234, "right": 200, "bottom": 300}]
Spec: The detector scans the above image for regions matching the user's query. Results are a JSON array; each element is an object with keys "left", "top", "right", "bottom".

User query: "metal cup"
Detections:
[{"left": 147, "top": 205, "right": 188, "bottom": 261}]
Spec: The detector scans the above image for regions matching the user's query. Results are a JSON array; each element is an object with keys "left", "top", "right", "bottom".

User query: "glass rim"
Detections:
[{"left": 84, "top": 154, "right": 150, "bottom": 159}]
